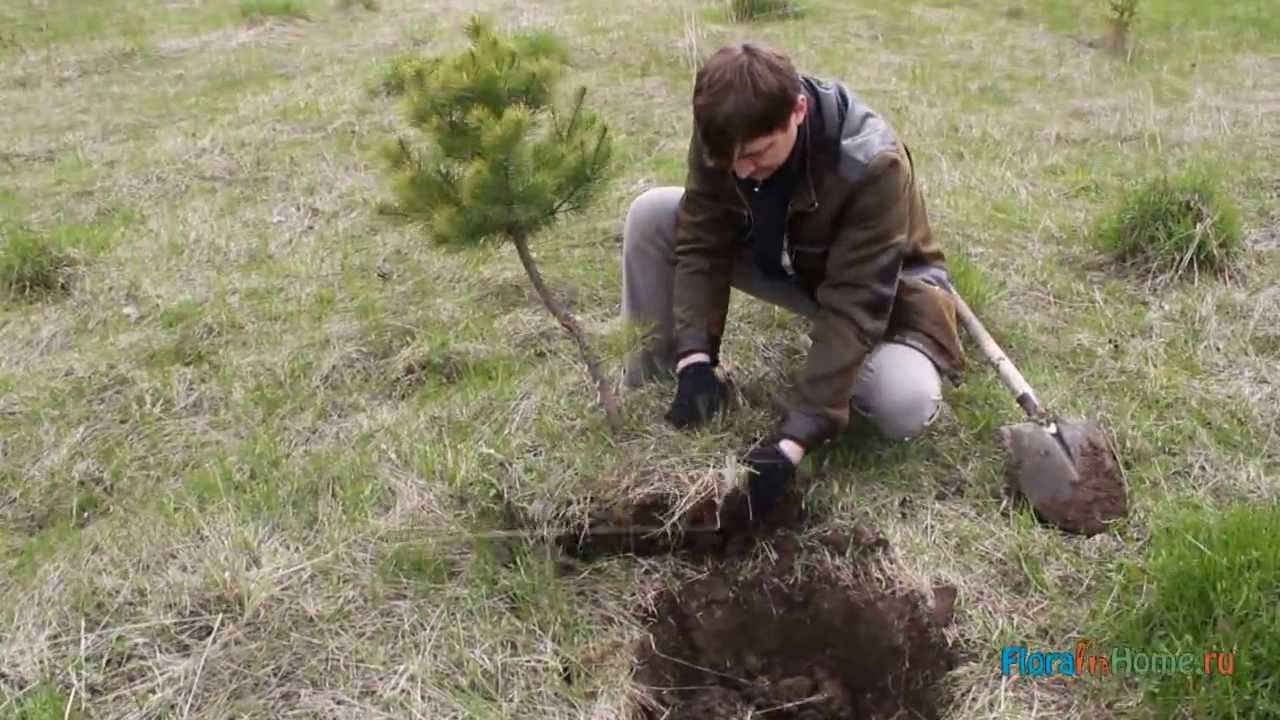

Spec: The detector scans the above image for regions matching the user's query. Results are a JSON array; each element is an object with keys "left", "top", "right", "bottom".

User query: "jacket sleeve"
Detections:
[
  {"left": 672, "top": 136, "right": 739, "bottom": 366},
  {"left": 778, "top": 150, "right": 912, "bottom": 447}
]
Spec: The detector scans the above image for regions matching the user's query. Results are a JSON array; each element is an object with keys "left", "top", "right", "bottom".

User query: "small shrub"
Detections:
[
  {"left": 1108, "top": 0, "right": 1139, "bottom": 26},
  {"left": 0, "top": 222, "right": 75, "bottom": 300},
  {"left": 1099, "top": 503, "right": 1280, "bottom": 717},
  {"left": 239, "top": 0, "right": 311, "bottom": 21},
  {"left": 726, "top": 0, "right": 802, "bottom": 22},
  {"left": 1104, "top": 0, "right": 1140, "bottom": 57},
  {"left": 1093, "top": 166, "right": 1242, "bottom": 284}
]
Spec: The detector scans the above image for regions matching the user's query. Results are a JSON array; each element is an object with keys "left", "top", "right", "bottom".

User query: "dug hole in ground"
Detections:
[{"left": 562, "top": 496, "right": 960, "bottom": 720}]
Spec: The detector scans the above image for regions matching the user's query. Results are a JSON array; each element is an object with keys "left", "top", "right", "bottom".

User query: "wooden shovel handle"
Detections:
[{"left": 951, "top": 292, "right": 1043, "bottom": 419}]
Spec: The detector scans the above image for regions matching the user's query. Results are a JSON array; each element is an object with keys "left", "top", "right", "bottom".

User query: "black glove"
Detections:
[
  {"left": 718, "top": 443, "right": 797, "bottom": 530},
  {"left": 664, "top": 362, "right": 725, "bottom": 429},
  {"left": 742, "top": 443, "right": 796, "bottom": 518}
]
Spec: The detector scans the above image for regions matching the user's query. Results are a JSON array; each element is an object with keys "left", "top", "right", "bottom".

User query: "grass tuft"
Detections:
[
  {"left": 239, "top": 0, "right": 311, "bottom": 22},
  {"left": 946, "top": 249, "right": 999, "bottom": 318},
  {"left": 725, "top": 0, "right": 803, "bottom": 23},
  {"left": 0, "top": 222, "right": 76, "bottom": 301},
  {"left": 1093, "top": 165, "right": 1243, "bottom": 285},
  {"left": 9, "top": 682, "right": 76, "bottom": 720},
  {"left": 0, "top": 210, "right": 131, "bottom": 301},
  {"left": 1100, "top": 503, "right": 1280, "bottom": 718}
]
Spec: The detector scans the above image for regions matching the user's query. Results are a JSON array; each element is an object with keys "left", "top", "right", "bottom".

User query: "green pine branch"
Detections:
[{"left": 382, "top": 15, "right": 611, "bottom": 244}]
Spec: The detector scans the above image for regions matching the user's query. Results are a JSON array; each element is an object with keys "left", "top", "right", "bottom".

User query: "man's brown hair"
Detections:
[{"left": 692, "top": 43, "right": 802, "bottom": 167}]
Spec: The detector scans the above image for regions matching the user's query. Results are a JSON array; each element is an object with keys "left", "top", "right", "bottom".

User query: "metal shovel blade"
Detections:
[{"left": 997, "top": 417, "right": 1127, "bottom": 536}]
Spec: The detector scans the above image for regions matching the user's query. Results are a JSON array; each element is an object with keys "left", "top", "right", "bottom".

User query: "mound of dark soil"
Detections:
[{"left": 633, "top": 535, "right": 957, "bottom": 720}]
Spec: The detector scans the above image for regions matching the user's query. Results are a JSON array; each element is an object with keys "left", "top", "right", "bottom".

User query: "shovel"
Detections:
[{"left": 952, "top": 293, "right": 1128, "bottom": 536}]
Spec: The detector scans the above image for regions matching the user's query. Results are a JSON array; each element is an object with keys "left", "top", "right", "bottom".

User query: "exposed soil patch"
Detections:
[
  {"left": 557, "top": 483, "right": 958, "bottom": 717},
  {"left": 633, "top": 533, "right": 957, "bottom": 720}
]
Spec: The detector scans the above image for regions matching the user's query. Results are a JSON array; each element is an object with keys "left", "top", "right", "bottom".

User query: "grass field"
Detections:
[{"left": 2, "top": 0, "right": 1278, "bottom": 717}]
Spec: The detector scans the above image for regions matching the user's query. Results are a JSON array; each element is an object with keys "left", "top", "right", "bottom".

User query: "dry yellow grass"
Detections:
[{"left": 2, "top": 0, "right": 1277, "bottom": 717}]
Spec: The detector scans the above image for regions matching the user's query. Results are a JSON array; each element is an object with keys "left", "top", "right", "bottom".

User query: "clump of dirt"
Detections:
[{"left": 633, "top": 534, "right": 957, "bottom": 720}]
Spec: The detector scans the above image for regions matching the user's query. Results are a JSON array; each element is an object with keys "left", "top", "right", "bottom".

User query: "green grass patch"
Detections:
[
  {"left": 719, "top": 0, "right": 804, "bottom": 22},
  {"left": 7, "top": 682, "right": 77, "bottom": 720},
  {"left": 0, "top": 0, "right": 234, "bottom": 54},
  {"left": 1092, "top": 165, "right": 1243, "bottom": 284},
  {"left": 1099, "top": 503, "right": 1280, "bottom": 717},
  {"left": 184, "top": 430, "right": 389, "bottom": 527},
  {"left": 239, "top": 0, "right": 312, "bottom": 22},
  {"left": 1029, "top": 0, "right": 1280, "bottom": 54},
  {"left": 946, "top": 249, "right": 999, "bottom": 318},
  {"left": 0, "top": 221, "right": 76, "bottom": 300},
  {"left": 1, "top": 1, "right": 146, "bottom": 51},
  {"left": 146, "top": 296, "right": 244, "bottom": 370},
  {"left": 7, "top": 519, "right": 86, "bottom": 582},
  {"left": 0, "top": 211, "right": 130, "bottom": 302},
  {"left": 378, "top": 540, "right": 454, "bottom": 592}
]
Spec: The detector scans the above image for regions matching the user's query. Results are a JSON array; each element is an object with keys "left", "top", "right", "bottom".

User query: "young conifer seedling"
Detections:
[{"left": 381, "top": 16, "right": 621, "bottom": 432}]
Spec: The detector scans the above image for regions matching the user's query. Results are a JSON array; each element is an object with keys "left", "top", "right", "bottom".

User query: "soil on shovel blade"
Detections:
[
  {"left": 1000, "top": 420, "right": 1128, "bottom": 536},
  {"left": 632, "top": 534, "right": 957, "bottom": 720}
]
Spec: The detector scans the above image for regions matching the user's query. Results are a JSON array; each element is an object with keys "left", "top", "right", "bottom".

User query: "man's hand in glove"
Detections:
[
  {"left": 664, "top": 355, "right": 726, "bottom": 429},
  {"left": 719, "top": 439, "right": 804, "bottom": 529}
]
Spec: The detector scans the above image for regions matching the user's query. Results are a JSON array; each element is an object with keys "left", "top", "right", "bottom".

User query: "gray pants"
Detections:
[{"left": 621, "top": 187, "right": 943, "bottom": 440}]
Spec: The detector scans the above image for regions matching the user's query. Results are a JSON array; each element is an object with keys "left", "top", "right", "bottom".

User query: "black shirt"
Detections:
[{"left": 736, "top": 120, "right": 806, "bottom": 281}]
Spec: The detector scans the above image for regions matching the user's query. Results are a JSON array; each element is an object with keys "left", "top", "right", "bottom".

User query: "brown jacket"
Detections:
[{"left": 672, "top": 75, "right": 966, "bottom": 449}]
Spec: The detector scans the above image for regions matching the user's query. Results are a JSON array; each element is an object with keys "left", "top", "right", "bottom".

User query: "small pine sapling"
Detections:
[
  {"left": 381, "top": 16, "right": 622, "bottom": 432},
  {"left": 1105, "top": 0, "right": 1139, "bottom": 58}
]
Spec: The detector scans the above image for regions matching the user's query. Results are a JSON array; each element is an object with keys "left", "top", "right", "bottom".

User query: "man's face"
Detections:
[{"left": 731, "top": 93, "right": 808, "bottom": 182}]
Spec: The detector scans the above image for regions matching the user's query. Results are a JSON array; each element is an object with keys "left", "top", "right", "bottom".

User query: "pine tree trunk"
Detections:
[{"left": 510, "top": 231, "right": 623, "bottom": 434}]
